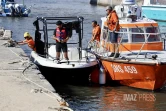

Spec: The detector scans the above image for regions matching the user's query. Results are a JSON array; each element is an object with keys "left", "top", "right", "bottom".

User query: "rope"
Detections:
[{"left": 7, "top": 47, "right": 73, "bottom": 111}]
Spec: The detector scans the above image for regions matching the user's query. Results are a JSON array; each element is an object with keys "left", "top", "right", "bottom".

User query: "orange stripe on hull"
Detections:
[{"left": 102, "top": 60, "right": 166, "bottom": 90}]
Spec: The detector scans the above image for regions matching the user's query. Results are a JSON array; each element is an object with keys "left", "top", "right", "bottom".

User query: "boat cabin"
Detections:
[{"left": 101, "top": 17, "right": 163, "bottom": 52}]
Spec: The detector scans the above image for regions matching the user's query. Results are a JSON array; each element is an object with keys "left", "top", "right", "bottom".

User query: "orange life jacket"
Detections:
[
  {"left": 55, "top": 27, "right": 67, "bottom": 41},
  {"left": 107, "top": 10, "right": 120, "bottom": 31},
  {"left": 26, "top": 38, "right": 36, "bottom": 51}
]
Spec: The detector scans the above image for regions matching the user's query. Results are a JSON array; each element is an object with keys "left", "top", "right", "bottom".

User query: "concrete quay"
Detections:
[{"left": 0, "top": 28, "right": 72, "bottom": 111}]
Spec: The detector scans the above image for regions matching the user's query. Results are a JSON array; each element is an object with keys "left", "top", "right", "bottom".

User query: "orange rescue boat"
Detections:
[{"left": 88, "top": 11, "right": 166, "bottom": 90}]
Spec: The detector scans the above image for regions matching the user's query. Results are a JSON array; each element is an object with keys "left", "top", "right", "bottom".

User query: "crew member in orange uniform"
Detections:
[
  {"left": 90, "top": 20, "right": 101, "bottom": 44},
  {"left": 17, "top": 32, "right": 36, "bottom": 51},
  {"left": 106, "top": 6, "right": 120, "bottom": 58}
]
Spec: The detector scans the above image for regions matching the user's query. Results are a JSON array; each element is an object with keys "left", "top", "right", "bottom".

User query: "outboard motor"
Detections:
[
  {"left": 8, "top": 4, "right": 15, "bottom": 16},
  {"left": 15, "top": 4, "right": 22, "bottom": 16}
]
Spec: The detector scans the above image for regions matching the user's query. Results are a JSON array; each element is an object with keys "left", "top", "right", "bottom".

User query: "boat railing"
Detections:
[{"left": 89, "top": 28, "right": 166, "bottom": 60}]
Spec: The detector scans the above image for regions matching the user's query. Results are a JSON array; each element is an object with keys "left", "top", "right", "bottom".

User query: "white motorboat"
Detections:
[
  {"left": 0, "top": 0, "right": 31, "bottom": 17},
  {"left": 30, "top": 16, "right": 98, "bottom": 86}
]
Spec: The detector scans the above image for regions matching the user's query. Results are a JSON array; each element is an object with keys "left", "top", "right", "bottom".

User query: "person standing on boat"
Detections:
[
  {"left": 90, "top": 20, "right": 101, "bottom": 47},
  {"left": 106, "top": 6, "right": 120, "bottom": 58},
  {"left": 17, "top": 32, "right": 36, "bottom": 51},
  {"left": 53, "top": 20, "right": 69, "bottom": 61}
]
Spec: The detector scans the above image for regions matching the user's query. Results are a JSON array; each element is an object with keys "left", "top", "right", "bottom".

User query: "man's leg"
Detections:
[
  {"left": 64, "top": 52, "right": 69, "bottom": 60},
  {"left": 114, "top": 32, "right": 120, "bottom": 58},
  {"left": 109, "top": 32, "right": 115, "bottom": 57},
  {"left": 62, "top": 43, "right": 69, "bottom": 60},
  {"left": 56, "top": 52, "right": 60, "bottom": 60},
  {"left": 56, "top": 43, "right": 61, "bottom": 60}
]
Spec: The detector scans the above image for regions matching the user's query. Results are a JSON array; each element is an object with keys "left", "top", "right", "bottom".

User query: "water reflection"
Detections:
[{"left": 54, "top": 84, "right": 166, "bottom": 111}]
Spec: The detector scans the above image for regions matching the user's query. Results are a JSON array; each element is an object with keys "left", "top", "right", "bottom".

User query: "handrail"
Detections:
[
  {"left": 106, "top": 29, "right": 162, "bottom": 35},
  {"left": 97, "top": 28, "right": 166, "bottom": 60},
  {"left": 134, "top": 34, "right": 150, "bottom": 61}
]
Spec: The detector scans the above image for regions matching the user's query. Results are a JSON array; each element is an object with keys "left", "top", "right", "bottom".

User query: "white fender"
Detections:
[{"left": 99, "top": 65, "right": 106, "bottom": 85}]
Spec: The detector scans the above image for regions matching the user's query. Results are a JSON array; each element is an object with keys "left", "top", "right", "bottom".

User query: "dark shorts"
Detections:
[
  {"left": 109, "top": 32, "right": 118, "bottom": 43},
  {"left": 56, "top": 42, "right": 68, "bottom": 52}
]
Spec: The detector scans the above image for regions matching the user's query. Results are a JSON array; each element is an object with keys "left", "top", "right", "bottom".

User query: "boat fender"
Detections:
[
  {"left": 97, "top": 60, "right": 106, "bottom": 85},
  {"left": 99, "top": 63, "right": 106, "bottom": 85}
]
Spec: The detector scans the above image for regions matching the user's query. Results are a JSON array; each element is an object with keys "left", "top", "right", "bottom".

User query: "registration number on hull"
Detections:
[{"left": 111, "top": 64, "right": 138, "bottom": 74}]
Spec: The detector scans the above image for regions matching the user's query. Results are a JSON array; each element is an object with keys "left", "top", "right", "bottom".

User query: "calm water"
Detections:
[{"left": 1, "top": 0, "right": 166, "bottom": 110}]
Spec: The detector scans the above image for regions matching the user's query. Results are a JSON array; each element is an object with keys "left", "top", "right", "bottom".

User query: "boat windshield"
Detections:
[
  {"left": 119, "top": 27, "right": 160, "bottom": 43},
  {"left": 130, "top": 28, "right": 145, "bottom": 42},
  {"left": 119, "top": 28, "right": 128, "bottom": 43},
  {"left": 146, "top": 27, "right": 160, "bottom": 42}
]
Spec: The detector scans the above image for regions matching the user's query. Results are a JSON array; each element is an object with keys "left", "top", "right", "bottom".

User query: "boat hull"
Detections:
[
  {"left": 142, "top": 6, "right": 166, "bottom": 21},
  {"left": 101, "top": 59, "right": 166, "bottom": 90},
  {"left": 36, "top": 64, "right": 98, "bottom": 88}
]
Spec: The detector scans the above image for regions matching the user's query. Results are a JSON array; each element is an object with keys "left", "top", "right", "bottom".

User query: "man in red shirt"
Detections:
[{"left": 53, "top": 20, "right": 69, "bottom": 61}]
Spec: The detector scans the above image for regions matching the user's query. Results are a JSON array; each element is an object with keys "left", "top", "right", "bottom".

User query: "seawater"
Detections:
[{"left": 0, "top": 0, "right": 166, "bottom": 110}]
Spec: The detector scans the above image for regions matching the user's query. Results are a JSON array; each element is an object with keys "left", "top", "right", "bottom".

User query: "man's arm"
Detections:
[
  {"left": 63, "top": 29, "right": 69, "bottom": 43},
  {"left": 53, "top": 35, "right": 61, "bottom": 42},
  {"left": 52, "top": 29, "right": 61, "bottom": 42},
  {"left": 17, "top": 40, "right": 27, "bottom": 45},
  {"left": 113, "top": 13, "right": 119, "bottom": 32}
]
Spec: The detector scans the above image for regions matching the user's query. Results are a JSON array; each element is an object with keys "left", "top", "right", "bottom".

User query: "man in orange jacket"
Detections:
[
  {"left": 106, "top": 6, "right": 120, "bottom": 58},
  {"left": 90, "top": 20, "right": 101, "bottom": 47}
]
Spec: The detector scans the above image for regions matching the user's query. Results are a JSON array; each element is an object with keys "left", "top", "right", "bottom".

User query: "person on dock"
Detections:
[
  {"left": 53, "top": 20, "right": 69, "bottom": 61},
  {"left": 90, "top": 20, "right": 101, "bottom": 47},
  {"left": 106, "top": 6, "right": 120, "bottom": 58},
  {"left": 17, "top": 32, "right": 36, "bottom": 51}
]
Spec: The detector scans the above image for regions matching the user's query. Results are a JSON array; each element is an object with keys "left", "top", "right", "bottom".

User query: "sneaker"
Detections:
[
  {"left": 67, "top": 60, "right": 69, "bottom": 65},
  {"left": 57, "top": 60, "right": 61, "bottom": 64},
  {"left": 108, "top": 53, "right": 115, "bottom": 57}
]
